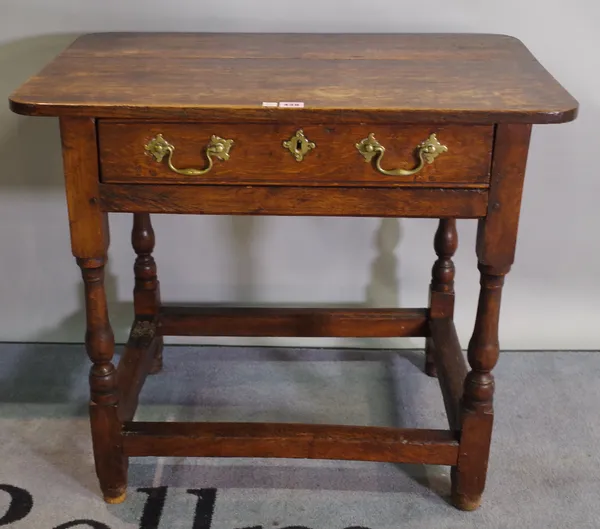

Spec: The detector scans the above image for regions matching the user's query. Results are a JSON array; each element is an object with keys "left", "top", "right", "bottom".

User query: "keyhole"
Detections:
[{"left": 296, "top": 139, "right": 303, "bottom": 152}]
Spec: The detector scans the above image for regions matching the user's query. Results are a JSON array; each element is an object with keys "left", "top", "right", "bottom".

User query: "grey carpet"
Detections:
[{"left": 1, "top": 344, "right": 599, "bottom": 528}]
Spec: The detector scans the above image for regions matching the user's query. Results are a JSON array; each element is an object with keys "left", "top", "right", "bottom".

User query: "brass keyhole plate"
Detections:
[{"left": 282, "top": 129, "right": 316, "bottom": 161}]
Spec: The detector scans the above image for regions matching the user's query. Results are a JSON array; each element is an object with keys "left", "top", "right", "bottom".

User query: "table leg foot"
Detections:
[
  {"left": 451, "top": 466, "right": 483, "bottom": 510},
  {"left": 451, "top": 491, "right": 482, "bottom": 511},
  {"left": 103, "top": 489, "right": 127, "bottom": 505}
]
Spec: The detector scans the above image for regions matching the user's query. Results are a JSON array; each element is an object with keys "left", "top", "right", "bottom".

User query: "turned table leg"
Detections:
[
  {"left": 451, "top": 123, "right": 532, "bottom": 510},
  {"left": 132, "top": 213, "right": 163, "bottom": 374},
  {"left": 78, "top": 257, "right": 128, "bottom": 504},
  {"left": 425, "top": 218, "right": 458, "bottom": 377},
  {"left": 451, "top": 264, "right": 504, "bottom": 510},
  {"left": 60, "top": 116, "right": 129, "bottom": 503}
]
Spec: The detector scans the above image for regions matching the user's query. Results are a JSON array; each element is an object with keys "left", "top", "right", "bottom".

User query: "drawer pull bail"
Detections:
[
  {"left": 356, "top": 133, "right": 447, "bottom": 176},
  {"left": 145, "top": 134, "right": 233, "bottom": 176}
]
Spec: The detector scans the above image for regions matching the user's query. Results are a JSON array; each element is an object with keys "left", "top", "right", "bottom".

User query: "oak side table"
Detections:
[{"left": 9, "top": 33, "right": 578, "bottom": 510}]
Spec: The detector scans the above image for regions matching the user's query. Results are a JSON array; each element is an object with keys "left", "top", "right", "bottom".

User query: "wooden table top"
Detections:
[{"left": 9, "top": 33, "right": 578, "bottom": 124}]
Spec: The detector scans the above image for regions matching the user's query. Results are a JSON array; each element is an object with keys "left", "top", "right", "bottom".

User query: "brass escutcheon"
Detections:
[{"left": 283, "top": 129, "right": 316, "bottom": 162}]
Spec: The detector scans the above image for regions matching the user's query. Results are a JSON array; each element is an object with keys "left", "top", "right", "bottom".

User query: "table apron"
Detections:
[{"left": 99, "top": 184, "right": 488, "bottom": 218}]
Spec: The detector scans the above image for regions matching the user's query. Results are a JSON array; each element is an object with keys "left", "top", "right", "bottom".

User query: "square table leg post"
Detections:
[
  {"left": 451, "top": 123, "right": 532, "bottom": 511},
  {"left": 132, "top": 213, "right": 163, "bottom": 373},
  {"left": 425, "top": 218, "right": 458, "bottom": 377},
  {"left": 60, "top": 117, "right": 128, "bottom": 504}
]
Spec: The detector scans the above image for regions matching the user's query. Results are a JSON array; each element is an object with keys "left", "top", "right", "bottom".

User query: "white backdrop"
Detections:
[{"left": 1, "top": 1, "right": 598, "bottom": 349}]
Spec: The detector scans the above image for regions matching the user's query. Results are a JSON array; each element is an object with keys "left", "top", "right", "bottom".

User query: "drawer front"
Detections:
[{"left": 98, "top": 122, "right": 493, "bottom": 187}]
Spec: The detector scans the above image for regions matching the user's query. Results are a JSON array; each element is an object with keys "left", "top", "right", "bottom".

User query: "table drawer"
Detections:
[{"left": 98, "top": 122, "right": 493, "bottom": 187}]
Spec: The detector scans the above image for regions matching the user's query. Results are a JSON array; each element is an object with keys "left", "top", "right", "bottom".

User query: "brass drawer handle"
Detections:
[
  {"left": 356, "top": 133, "right": 447, "bottom": 176},
  {"left": 145, "top": 134, "right": 233, "bottom": 176}
]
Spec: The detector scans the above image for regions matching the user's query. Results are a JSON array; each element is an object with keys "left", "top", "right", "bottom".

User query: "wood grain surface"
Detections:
[
  {"left": 158, "top": 306, "right": 429, "bottom": 338},
  {"left": 99, "top": 122, "right": 492, "bottom": 186},
  {"left": 59, "top": 117, "right": 108, "bottom": 257},
  {"left": 99, "top": 184, "right": 488, "bottom": 218},
  {"left": 10, "top": 33, "right": 578, "bottom": 123},
  {"left": 476, "top": 124, "right": 533, "bottom": 272},
  {"left": 122, "top": 421, "right": 459, "bottom": 465},
  {"left": 117, "top": 319, "right": 160, "bottom": 423},
  {"left": 429, "top": 317, "right": 468, "bottom": 431}
]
